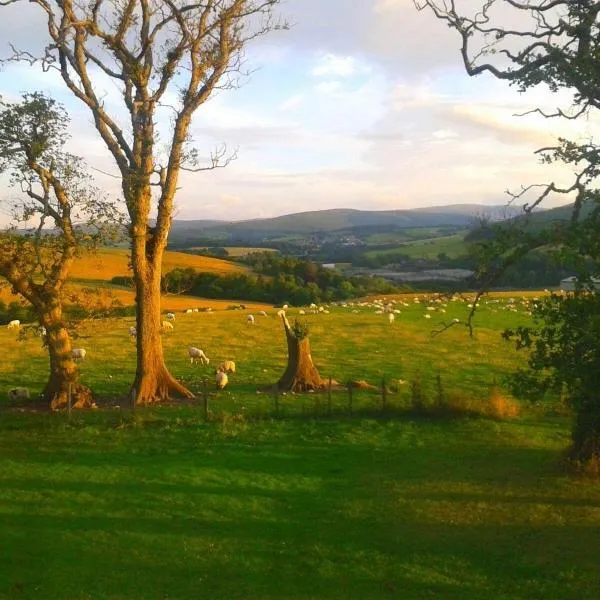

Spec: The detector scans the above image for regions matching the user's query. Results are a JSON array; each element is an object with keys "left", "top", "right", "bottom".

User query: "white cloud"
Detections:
[{"left": 312, "top": 53, "right": 363, "bottom": 78}]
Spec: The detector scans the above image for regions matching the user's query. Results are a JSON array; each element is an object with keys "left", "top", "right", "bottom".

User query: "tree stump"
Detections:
[{"left": 276, "top": 312, "right": 326, "bottom": 392}]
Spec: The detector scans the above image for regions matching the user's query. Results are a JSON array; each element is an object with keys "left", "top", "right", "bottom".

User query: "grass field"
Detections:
[
  {"left": 365, "top": 234, "right": 467, "bottom": 260},
  {"left": 1, "top": 295, "right": 600, "bottom": 599},
  {"left": 0, "top": 247, "right": 257, "bottom": 312}
]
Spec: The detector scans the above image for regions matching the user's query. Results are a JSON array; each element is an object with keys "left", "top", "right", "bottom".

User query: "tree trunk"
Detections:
[
  {"left": 570, "top": 400, "right": 600, "bottom": 464},
  {"left": 131, "top": 257, "right": 193, "bottom": 405},
  {"left": 41, "top": 306, "right": 93, "bottom": 411},
  {"left": 276, "top": 314, "right": 326, "bottom": 392}
]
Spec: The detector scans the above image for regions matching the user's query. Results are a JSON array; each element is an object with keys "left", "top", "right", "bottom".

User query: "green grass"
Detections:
[
  {"left": 1, "top": 296, "right": 600, "bottom": 599},
  {"left": 365, "top": 234, "right": 467, "bottom": 260}
]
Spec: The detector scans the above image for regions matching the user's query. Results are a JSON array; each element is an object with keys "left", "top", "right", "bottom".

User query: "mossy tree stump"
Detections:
[{"left": 276, "top": 311, "right": 326, "bottom": 392}]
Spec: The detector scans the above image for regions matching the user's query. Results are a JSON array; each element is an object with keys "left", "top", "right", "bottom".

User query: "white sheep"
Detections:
[
  {"left": 216, "top": 370, "right": 228, "bottom": 390},
  {"left": 129, "top": 326, "right": 137, "bottom": 337},
  {"left": 166, "top": 312, "right": 176, "bottom": 320},
  {"left": 188, "top": 347, "right": 209, "bottom": 365},
  {"left": 8, "top": 387, "right": 29, "bottom": 401},
  {"left": 216, "top": 360, "right": 236, "bottom": 374},
  {"left": 299, "top": 309, "right": 306, "bottom": 315},
  {"left": 38, "top": 325, "right": 47, "bottom": 337},
  {"left": 185, "top": 309, "right": 193, "bottom": 314},
  {"left": 388, "top": 313, "right": 395, "bottom": 324},
  {"left": 72, "top": 348, "right": 87, "bottom": 361},
  {"left": 247, "top": 314, "right": 255, "bottom": 325},
  {"left": 282, "top": 304, "right": 289, "bottom": 310},
  {"left": 7, "top": 319, "right": 20, "bottom": 330},
  {"left": 162, "top": 321, "right": 174, "bottom": 331},
  {"left": 258, "top": 310, "right": 268, "bottom": 317}
]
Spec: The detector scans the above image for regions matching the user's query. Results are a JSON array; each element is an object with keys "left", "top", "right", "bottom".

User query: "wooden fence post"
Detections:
[
  {"left": 67, "top": 382, "right": 72, "bottom": 420},
  {"left": 347, "top": 381, "right": 353, "bottom": 416},
  {"left": 202, "top": 378, "right": 209, "bottom": 421}
]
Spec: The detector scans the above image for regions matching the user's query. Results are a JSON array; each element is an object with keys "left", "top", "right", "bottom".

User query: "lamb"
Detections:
[
  {"left": 247, "top": 314, "right": 255, "bottom": 325},
  {"left": 166, "top": 312, "right": 176, "bottom": 321},
  {"left": 8, "top": 387, "right": 29, "bottom": 401},
  {"left": 188, "top": 347, "right": 209, "bottom": 365},
  {"left": 216, "top": 360, "right": 235, "bottom": 374},
  {"left": 129, "top": 326, "right": 137, "bottom": 337},
  {"left": 7, "top": 319, "right": 20, "bottom": 329},
  {"left": 388, "top": 313, "right": 395, "bottom": 324},
  {"left": 162, "top": 321, "right": 174, "bottom": 331},
  {"left": 215, "top": 370, "right": 228, "bottom": 390},
  {"left": 72, "top": 348, "right": 87, "bottom": 361}
]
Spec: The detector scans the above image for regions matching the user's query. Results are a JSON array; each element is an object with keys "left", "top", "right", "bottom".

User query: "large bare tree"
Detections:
[
  {"left": 0, "top": 92, "right": 120, "bottom": 409},
  {"left": 0, "top": 0, "right": 284, "bottom": 404}
]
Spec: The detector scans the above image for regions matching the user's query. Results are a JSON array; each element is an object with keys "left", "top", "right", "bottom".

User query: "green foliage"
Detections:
[{"left": 290, "top": 318, "right": 309, "bottom": 340}]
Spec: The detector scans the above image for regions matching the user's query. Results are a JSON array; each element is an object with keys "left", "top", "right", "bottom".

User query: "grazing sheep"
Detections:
[
  {"left": 247, "top": 314, "right": 255, "bottom": 325},
  {"left": 216, "top": 360, "right": 236, "bottom": 374},
  {"left": 72, "top": 348, "right": 87, "bottom": 361},
  {"left": 162, "top": 321, "right": 174, "bottom": 331},
  {"left": 7, "top": 319, "right": 20, "bottom": 330},
  {"left": 188, "top": 347, "right": 209, "bottom": 365},
  {"left": 166, "top": 312, "right": 176, "bottom": 321},
  {"left": 299, "top": 309, "right": 306, "bottom": 315},
  {"left": 129, "top": 326, "right": 137, "bottom": 337},
  {"left": 282, "top": 304, "right": 289, "bottom": 310},
  {"left": 185, "top": 309, "right": 193, "bottom": 314},
  {"left": 38, "top": 325, "right": 47, "bottom": 337},
  {"left": 388, "top": 313, "right": 395, "bottom": 324},
  {"left": 216, "top": 370, "right": 228, "bottom": 390},
  {"left": 8, "top": 387, "right": 29, "bottom": 401},
  {"left": 258, "top": 310, "right": 268, "bottom": 317}
]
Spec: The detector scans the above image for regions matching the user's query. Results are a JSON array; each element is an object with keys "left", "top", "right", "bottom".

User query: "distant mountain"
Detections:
[{"left": 169, "top": 206, "right": 513, "bottom": 244}]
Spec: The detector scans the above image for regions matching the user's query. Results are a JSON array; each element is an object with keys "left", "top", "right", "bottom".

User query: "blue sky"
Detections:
[{"left": 0, "top": 0, "right": 592, "bottom": 222}]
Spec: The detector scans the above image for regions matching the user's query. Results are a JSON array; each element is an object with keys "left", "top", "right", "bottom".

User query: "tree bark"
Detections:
[
  {"left": 40, "top": 305, "right": 93, "bottom": 411},
  {"left": 131, "top": 240, "right": 193, "bottom": 405},
  {"left": 276, "top": 314, "right": 325, "bottom": 392},
  {"left": 570, "top": 399, "right": 600, "bottom": 464}
]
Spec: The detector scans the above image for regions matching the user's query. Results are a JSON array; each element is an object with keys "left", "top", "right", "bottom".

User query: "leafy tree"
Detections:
[
  {"left": 0, "top": 0, "right": 284, "bottom": 404},
  {"left": 417, "top": 0, "right": 600, "bottom": 465},
  {"left": 0, "top": 93, "right": 120, "bottom": 409}
]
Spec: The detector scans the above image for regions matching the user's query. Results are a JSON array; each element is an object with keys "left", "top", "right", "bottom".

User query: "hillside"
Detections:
[
  {"left": 168, "top": 205, "right": 511, "bottom": 245},
  {"left": 0, "top": 248, "right": 268, "bottom": 312}
]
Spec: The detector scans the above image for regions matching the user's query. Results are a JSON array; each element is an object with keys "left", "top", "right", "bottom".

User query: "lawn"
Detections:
[{"left": 1, "top": 294, "right": 599, "bottom": 599}]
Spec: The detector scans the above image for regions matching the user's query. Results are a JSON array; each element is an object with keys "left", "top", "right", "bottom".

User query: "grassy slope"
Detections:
[
  {"left": 0, "top": 247, "right": 270, "bottom": 312},
  {"left": 1, "top": 298, "right": 600, "bottom": 599},
  {"left": 365, "top": 234, "right": 467, "bottom": 260}
]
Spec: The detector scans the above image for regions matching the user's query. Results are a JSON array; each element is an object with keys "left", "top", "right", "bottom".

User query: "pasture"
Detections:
[
  {"left": 1, "top": 295, "right": 600, "bottom": 599},
  {"left": 0, "top": 248, "right": 269, "bottom": 313}
]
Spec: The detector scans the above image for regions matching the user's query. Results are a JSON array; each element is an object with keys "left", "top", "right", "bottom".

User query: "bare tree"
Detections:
[
  {"left": 0, "top": 92, "right": 121, "bottom": 410},
  {"left": 0, "top": 1, "right": 284, "bottom": 404}
]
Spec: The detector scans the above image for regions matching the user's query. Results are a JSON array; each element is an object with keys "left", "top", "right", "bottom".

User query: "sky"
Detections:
[{"left": 0, "top": 0, "right": 596, "bottom": 223}]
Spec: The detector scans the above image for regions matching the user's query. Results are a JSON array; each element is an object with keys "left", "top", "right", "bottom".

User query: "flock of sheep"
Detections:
[{"left": 5, "top": 293, "right": 544, "bottom": 403}]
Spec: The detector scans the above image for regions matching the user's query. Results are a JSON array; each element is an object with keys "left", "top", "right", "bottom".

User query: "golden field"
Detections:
[{"left": 0, "top": 247, "right": 274, "bottom": 312}]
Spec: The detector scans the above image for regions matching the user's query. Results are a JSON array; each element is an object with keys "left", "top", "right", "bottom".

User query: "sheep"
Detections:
[
  {"left": 166, "top": 312, "right": 176, "bottom": 321},
  {"left": 185, "top": 309, "right": 193, "bottom": 314},
  {"left": 258, "top": 310, "right": 268, "bottom": 317},
  {"left": 282, "top": 304, "right": 289, "bottom": 310},
  {"left": 188, "top": 347, "right": 209, "bottom": 365},
  {"left": 38, "top": 325, "right": 47, "bottom": 337},
  {"left": 7, "top": 319, "right": 20, "bottom": 330},
  {"left": 299, "top": 309, "right": 306, "bottom": 315},
  {"left": 247, "top": 314, "right": 255, "bottom": 325},
  {"left": 216, "top": 360, "right": 236, "bottom": 374},
  {"left": 8, "top": 387, "right": 29, "bottom": 402},
  {"left": 162, "top": 321, "right": 174, "bottom": 331},
  {"left": 72, "top": 348, "right": 87, "bottom": 361},
  {"left": 216, "top": 370, "right": 228, "bottom": 390},
  {"left": 129, "top": 326, "right": 137, "bottom": 338},
  {"left": 388, "top": 313, "right": 395, "bottom": 324}
]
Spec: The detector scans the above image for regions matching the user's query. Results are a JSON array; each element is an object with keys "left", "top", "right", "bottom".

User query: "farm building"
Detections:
[{"left": 560, "top": 276, "right": 600, "bottom": 291}]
